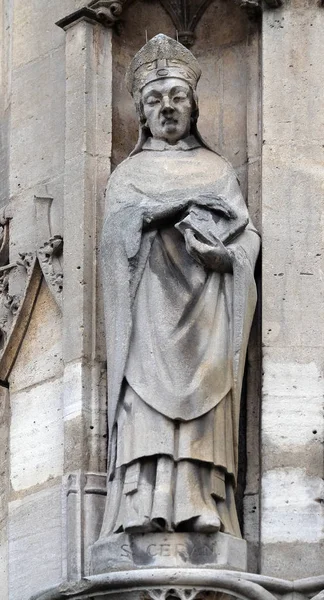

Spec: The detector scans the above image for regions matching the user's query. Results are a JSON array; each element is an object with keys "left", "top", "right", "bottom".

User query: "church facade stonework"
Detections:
[{"left": 0, "top": 1, "right": 323, "bottom": 600}]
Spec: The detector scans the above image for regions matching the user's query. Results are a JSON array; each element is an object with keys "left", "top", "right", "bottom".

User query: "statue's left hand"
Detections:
[{"left": 184, "top": 229, "right": 233, "bottom": 273}]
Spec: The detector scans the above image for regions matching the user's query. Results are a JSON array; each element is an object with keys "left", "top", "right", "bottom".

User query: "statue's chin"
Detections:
[
  {"left": 155, "top": 130, "right": 185, "bottom": 145},
  {"left": 151, "top": 122, "right": 187, "bottom": 145}
]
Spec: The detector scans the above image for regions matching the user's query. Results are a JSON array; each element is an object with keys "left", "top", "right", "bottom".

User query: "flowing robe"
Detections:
[{"left": 99, "top": 136, "right": 260, "bottom": 538}]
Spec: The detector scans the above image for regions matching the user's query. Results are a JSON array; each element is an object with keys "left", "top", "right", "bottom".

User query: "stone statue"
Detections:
[{"left": 99, "top": 34, "right": 260, "bottom": 540}]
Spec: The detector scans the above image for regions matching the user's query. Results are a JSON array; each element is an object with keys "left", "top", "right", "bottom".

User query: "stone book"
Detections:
[{"left": 175, "top": 204, "right": 249, "bottom": 247}]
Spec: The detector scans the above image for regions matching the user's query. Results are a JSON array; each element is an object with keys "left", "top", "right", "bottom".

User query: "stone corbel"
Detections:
[
  {"left": 56, "top": 0, "right": 127, "bottom": 30},
  {"left": 88, "top": 0, "right": 126, "bottom": 25}
]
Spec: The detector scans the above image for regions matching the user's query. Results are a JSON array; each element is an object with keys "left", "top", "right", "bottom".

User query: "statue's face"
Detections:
[{"left": 142, "top": 78, "right": 193, "bottom": 145}]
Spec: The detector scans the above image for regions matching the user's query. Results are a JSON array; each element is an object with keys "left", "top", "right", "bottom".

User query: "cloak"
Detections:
[{"left": 101, "top": 136, "right": 260, "bottom": 481}]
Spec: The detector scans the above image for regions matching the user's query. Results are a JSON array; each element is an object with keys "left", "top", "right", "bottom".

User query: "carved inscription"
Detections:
[{"left": 121, "top": 540, "right": 217, "bottom": 563}]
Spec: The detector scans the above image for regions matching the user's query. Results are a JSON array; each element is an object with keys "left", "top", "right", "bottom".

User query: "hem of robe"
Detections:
[
  {"left": 115, "top": 384, "right": 236, "bottom": 478},
  {"left": 99, "top": 456, "right": 241, "bottom": 539}
]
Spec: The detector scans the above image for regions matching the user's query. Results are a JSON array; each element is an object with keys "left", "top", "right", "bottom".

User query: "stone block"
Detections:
[
  {"left": 11, "top": 0, "right": 72, "bottom": 70},
  {"left": 262, "top": 144, "right": 324, "bottom": 349},
  {"left": 0, "top": 386, "right": 9, "bottom": 599},
  {"left": 261, "top": 468, "right": 324, "bottom": 546},
  {"left": 91, "top": 532, "right": 247, "bottom": 575},
  {"left": 262, "top": 8, "right": 324, "bottom": 146},
  {"left": 261, "top": 540, "right": 324, "bottom": 580},
  {"left": 0, "top": 115, "right": 9, "bottom": 210},
  {"left": 10, "top": 377, "right": 63, "bottom": 492},
  {"left": 10, "top": 282, "right": 63, "bottom": 393},
  {"left": 10, "top": 47, "right": 65, "bottom": 197},
  {"left": 262, "top": 353, "right": 324, "bottom": 450},
  {"left": 8, "top": 486, "right": 62, "bottom": 600},
  {"left": 0, "top": 527, "right": 8, "bottom": 600},
  {"left": 62, "top": 360, "right": 91, "bottom": 421},
  {"left": 261, "top": 346, "right": 324, "bottom": 476}
]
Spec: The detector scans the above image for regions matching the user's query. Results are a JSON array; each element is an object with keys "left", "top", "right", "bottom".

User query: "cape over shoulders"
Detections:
[{"left": 107, "top": 145, "right": 237, "bottom": 191}]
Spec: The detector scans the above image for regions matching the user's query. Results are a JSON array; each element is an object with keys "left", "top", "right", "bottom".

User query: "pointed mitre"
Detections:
[{"left": 126, "top": 34, "right": 202, "bottom": 101}]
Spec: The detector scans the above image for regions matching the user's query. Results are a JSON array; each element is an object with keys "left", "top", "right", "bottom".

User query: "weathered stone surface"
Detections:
[
  {"left": 91, "top": 532, "right": 247, "bottom": 574},
  {"left": 10, "top": 282, "right": 63, "bottom": 393},
  {"left": 11, "top": 0, "right": 77, "bottom": 70},
  {"left": 0, "top": 537, "right": 8, "bottom": 600},
  {"left": 57, "top": 22, "right": 111, "bottom": 540},
  {"left": 261, "top": 0, "right": 324, "bottom": 579},
  {"left": 65, "top": 472, "right": 107, "bottom": 579},
  {"left": 0, "top": 1, "right": 10, "bottom": 211},
  {"left": 262, "top": 468, "right": 324, "bottom": 544},
  {"left": 262, "top": 353, "right": 324, "bottom": 473},
  {"left": 10, "top": 48, "right": 65, "bottom": 198},
  {"left": 262, "top": 146, "right": 324, "bottom": 349},
  {"left": 8, "top": 486, "right": 62, "bottom": 600},
  {"left": 0, "top": 388, "right": 9, "bottom": 600},
  {"left": 260, "top": 542, "right": 324, "bottom": 581},
  {"left": 10, "top": 377, "right": 63, "bottom": 492}
]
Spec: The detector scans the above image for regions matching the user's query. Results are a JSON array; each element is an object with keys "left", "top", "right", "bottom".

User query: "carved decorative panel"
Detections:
[{"left": 0, "top": 197, "right": 63, "bottom": 384}]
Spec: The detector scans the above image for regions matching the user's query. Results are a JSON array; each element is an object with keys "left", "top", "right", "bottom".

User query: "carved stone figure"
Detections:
[{"left": 99, "top": 34, "right": 260, "bottom": 539}]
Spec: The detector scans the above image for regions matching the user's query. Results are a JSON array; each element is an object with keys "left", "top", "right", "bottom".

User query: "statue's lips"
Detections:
[{"left": 161, "top": 118, "right": 178, "bottom": 127}]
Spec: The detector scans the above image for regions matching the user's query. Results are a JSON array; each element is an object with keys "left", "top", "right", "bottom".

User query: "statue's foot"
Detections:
[
  {"left": 192, "top": 514, "right": 221, "bottom": 533},
  {"left": 124, "top": 518, "right": 154, "bottom": 534},
  {"left": 151, "top": 517, "right": 173, "bottom": 533},
  {"left": 124, "top": 517, "right": 172, "bottom": 534}
]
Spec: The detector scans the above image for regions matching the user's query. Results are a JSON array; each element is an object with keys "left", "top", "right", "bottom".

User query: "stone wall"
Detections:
[
  {"left": 261, "top": 0, "right": 324, "bottom": 578},
  {"left": 0, "top": 2, "right": 82, "bottom": 598}
]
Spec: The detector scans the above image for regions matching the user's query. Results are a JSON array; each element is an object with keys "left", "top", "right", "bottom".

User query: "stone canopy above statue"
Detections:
[{"left": 57, "top": 0, "right": 283, "bottom": 45}]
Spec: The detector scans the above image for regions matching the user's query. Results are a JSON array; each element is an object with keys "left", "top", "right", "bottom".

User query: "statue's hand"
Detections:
[{"left": 184, "top": 229, "right": 233, "bottom": 273}]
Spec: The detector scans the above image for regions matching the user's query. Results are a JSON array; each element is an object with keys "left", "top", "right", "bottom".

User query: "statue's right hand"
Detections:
[{"left": 184, "top": 229, "right": 233, "bottom": 273}]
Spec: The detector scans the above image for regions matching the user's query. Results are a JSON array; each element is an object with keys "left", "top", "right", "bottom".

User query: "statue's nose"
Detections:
[{"left": 161, "top": 97, "right": 174, "bottom": 115}]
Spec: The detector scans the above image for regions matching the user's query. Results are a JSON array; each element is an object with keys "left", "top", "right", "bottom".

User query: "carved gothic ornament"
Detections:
[
  {"left": 37, "top": 235, "right": 63, "bottom": 311},
  {"left": 0, "top": 197, "right": 63, "bottom": 385},
  {"left": 29, "top": 568, "right": 324, "bottom": 600},
  {"left": 56, "top": 0, "right": 287, "bottom": 43}
]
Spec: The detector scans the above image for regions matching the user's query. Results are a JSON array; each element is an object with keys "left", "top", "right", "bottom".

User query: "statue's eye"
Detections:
[
  {"left": 145, "top": 97, "right": 160, "bottom": 106},
  {"left": 173, "top": 93, "right": 187, "bottom": 103}
]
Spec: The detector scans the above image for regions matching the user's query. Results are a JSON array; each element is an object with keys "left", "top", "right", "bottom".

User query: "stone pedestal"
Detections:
[{"left": 90, "top": 532, "right": 247, "bottom": 575}]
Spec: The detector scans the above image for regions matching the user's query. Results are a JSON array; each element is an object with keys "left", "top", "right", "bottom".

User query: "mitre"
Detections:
[{"left": 126, "top": 33, "right": 202, "bottom": 103}]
